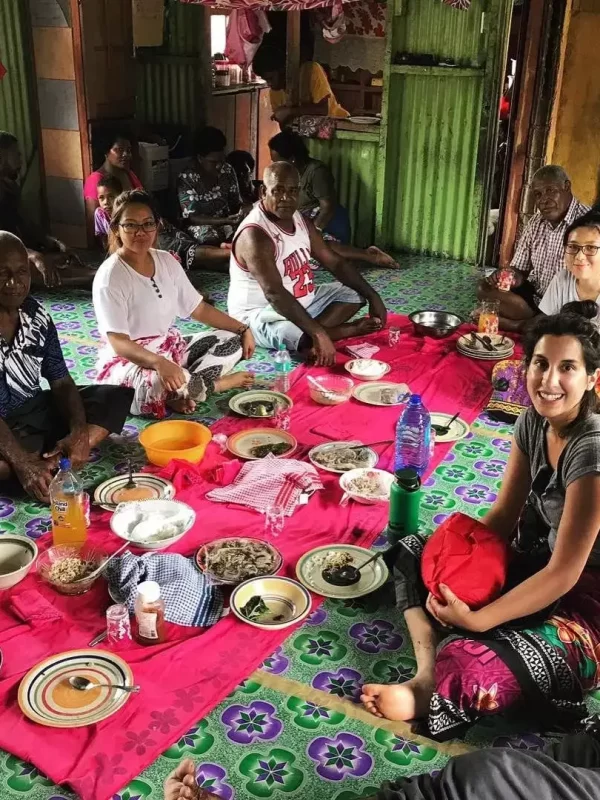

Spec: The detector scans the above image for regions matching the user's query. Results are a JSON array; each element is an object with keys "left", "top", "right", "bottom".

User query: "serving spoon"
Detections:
[
  {"left": 69, "top": 676, "right": 140, "bottom": 693},
  {"left": 322, "top": 551, "right": 383, "bottom": 587},
  {"left": 431, "top": 412, "right": 460, "bottom": 436},
  {"left": 71, "top": 541, "right": 129, "bottom": 584}
]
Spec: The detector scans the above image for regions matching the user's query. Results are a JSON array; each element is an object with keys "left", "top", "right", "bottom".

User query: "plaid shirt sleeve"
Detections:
[{"left": 510, "top": 218, "right": 534, "bottom": 274}]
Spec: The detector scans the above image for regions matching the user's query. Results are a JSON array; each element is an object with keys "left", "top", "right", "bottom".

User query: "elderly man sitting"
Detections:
[
  {"left": 478, "top": 165, "right": 590, "bottom": 331},
  {"left": 227, "top": 161, "right": 387, "bottom": 366},
  {"left": 0, "top": 231, "right": 132, "bottom": 502}
]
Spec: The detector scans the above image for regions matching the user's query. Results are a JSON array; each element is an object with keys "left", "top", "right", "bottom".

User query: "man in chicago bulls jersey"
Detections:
[{"left": 228, "top": 162, "right": 387, "bottom": 365}]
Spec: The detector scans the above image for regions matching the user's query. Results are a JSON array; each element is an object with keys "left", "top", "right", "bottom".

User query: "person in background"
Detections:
[
  {"left": 0, "top": 131, "right": 93, "bottom": 288},
  {"left": 84, "top": 132, "right": 142, "bottom": 229},
  {"left": 538, "top": 212, "right": 600, "bottom": 327},
  {"left": 478, "top": 165, "right": 590, "bottom": 331},
  {"left": 164, "top": 725, "right": 600, "bottom": 800},
  {"left": 362, "top": 307, "right": 600, "bottom": 741},
  {"left": 226, "top": 150, "right": 258, "bottom": 206},
  {"left": 268, "top": 131, "right": 398, "bottom": 268},
  {"left": 252, "top": 45, "right": 349, "bottom": 127},
  {"left": 177, "top": 127, "right": 243, "bottom": 250},
  {"left": 0, "top": 231, "right": 132, "bottom": 502},
  {"left": 94, "top": 175, "right": 122, "bottom": 249},
  {"left": 229, "top": 162, "right": 387, "bottom": 366},
  {"left": 93, "top": 190, "right": 254, "bottom": 419}
]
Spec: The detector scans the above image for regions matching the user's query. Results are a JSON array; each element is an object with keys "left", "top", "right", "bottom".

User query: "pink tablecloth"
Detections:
[{"left": 0, "top": 315, "right": 500, "bottom": 800}]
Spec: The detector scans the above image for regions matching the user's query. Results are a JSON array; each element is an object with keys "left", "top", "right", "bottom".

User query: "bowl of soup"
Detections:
[
  {"left": 139, "top": 420, "right": 212, "bottom": 466},
  {"left": 0, "top": 536, "right": 38, "bottom": 590}
]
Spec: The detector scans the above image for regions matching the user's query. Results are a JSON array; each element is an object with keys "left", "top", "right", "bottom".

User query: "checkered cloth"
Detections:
[
  {"left": 510, "top": 197, "right": 590, "bottom": 299},
  {"left": 105, "top": 552, "right": 223, "bottom": 627},
  {"left": 346, "top": 342, "right": 380, "bottom": 359},
  {"left": 206, "top": 454, "right": 323, "bottom": 516}
]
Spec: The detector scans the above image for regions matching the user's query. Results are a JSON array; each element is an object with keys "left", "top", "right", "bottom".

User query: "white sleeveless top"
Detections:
[{"left": 228, "top": 203, "right": 316, "bottom": 321}]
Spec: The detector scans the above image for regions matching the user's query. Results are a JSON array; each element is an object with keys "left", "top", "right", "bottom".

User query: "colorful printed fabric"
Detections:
[
  {"left": 96, "top": 327, "right": 242, "bottom": 417},
  {"left": 442, "top": 0, "right": 472, "bottom": 9},
  {"left": 394, "top": 534, "right": 600, "bottom": 740},
  {"left": 177, "top": 162, "right": 242, "bottom": 246},
  {"left": 486, "top": 358, "right": 531, "bottom": 423}
]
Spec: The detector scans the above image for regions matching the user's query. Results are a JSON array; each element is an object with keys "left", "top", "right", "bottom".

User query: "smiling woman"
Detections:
[
  {"left": 361, "top": 309, "right": 600, "bottom": 740},
  {"left": 92, "top": 190, "right": 255, "bottom": 419},
  {"left": 539, "top": 211, "right": 600, "bottom": 326}
]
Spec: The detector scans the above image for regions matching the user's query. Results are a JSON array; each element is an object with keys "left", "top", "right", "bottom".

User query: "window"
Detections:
[{"left": 211, "top": 14, "right": 228, "bottom": 56}]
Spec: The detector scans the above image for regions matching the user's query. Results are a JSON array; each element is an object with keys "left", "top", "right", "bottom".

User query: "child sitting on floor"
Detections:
[{"left": 94, "top": 175, "right": 121, "bottom": 249}]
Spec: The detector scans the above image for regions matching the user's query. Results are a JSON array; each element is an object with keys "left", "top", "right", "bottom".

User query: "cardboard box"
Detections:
[{"left": 139, "top": 142, "right": 169, "bottom": 192}]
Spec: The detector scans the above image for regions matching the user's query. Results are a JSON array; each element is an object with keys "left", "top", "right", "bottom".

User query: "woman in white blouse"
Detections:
[
  {"left": 92, "top": 190, "right": 254, "bottom": 417},
  {"left": 539, "top": 212, "right": 600, "bottom": 327}
]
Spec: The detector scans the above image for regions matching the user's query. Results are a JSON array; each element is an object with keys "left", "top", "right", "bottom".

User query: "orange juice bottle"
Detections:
[{"left": 49, "top": 458, "right": 88, "bottom": 547}]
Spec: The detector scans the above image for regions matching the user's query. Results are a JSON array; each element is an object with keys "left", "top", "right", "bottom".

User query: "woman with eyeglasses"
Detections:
[
  {"left": 92, "top": 190, "right": 254, "bottom": 417},
  {"left": 538, "top": 212, "right": 600, "bottom": 325}
]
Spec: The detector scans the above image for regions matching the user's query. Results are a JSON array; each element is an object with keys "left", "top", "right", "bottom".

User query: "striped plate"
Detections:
[
  {"left": 18, "top": 649, "right": 134, "bottom": 728},
  {"left": 94, "top": 474, "right": 175, "bottom": 510}
]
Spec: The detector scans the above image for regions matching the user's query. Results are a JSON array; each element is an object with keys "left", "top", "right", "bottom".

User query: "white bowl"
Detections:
[
  {"left": 339, "top": 468, "right": 395, "bottom": 505},
  {"left": 344, "top": 359, "right": 390, "bottom": 381},
  {"left": 110, "top": 499, "right": 196, "bottom": 551},
  {"left": 0, "top": 536, "right": 38, "bottom": 589},
  {"left": 231, "top": 576, "right": 312, "bottom": 630}
]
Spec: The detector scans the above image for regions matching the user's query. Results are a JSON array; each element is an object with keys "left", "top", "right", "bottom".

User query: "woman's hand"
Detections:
[
  {"left": 241, "top": 328, "right": 255, "bottom": 360},
  {"left": 427, "top": 585, "right": 482, "bottom": 632},
  {"left": 156, "top": 357, "right": 187, "bottom": 393}
]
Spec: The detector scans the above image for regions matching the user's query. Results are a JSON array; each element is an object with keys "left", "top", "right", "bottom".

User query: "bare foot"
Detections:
[
  {"left": 214, "top": 371, "right": 254, "bottom": 393},
  {"left": 339, "top": 317, "right": 382, "bottom": 339},
  {"left": 166, "top": 395, "right": 196, "bottom": 414},
  {"left": 360, "top": 677, "right": 435, "bottom": 721}
]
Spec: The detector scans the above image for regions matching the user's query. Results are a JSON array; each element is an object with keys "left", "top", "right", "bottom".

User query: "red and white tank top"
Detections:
[{"left": 228, "top": 203, "right": 316, "bottom": 320}]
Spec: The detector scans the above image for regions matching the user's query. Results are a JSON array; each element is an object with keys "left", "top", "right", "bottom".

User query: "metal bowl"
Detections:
[{"left": 409, "top": 310, "right": 462, "bottom": 338}]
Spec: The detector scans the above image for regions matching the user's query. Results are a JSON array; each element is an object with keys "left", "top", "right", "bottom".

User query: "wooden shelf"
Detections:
[{"left": 390, "top": 65, "right": 484, "bottom": 77}]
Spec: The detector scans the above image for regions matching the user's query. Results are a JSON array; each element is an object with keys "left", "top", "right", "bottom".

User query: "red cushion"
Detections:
[{"left": 421, "top": 512, "right": 510, "bottom": 610}]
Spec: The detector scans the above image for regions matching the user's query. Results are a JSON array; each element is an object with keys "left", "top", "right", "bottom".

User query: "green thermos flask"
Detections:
[{"left": 387, "top": 468, "right": 422, "bottom": 542}]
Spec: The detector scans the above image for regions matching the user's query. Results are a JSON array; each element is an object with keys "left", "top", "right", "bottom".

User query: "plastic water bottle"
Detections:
[
  {"left": 394, "top": 394, "right": 431, "bottom": 477},
  {"left": 273, "top": 343, "right": 292, "bottom": 393},
  {"left": 49, "top": 458, "right": 88, "bottom": 547}
]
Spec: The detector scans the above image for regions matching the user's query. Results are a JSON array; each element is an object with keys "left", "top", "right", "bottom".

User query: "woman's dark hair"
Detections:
[
  {"left": 92, "top": 129, "right": 133, "bottom": 169},
  {"left": 0, "top": 131, "right": 17, "bottom": 153},
  {"left": 108, "top": 189, "right": 160, "bottom": 254},
  {"left": 252, "top": 45, "right": 284, "bottom": 79},
  {"left": 194, "top": 126, "right": 226, "bottom": 158},
  {"left": 268, "top": 131, "right": 308, "bottom": 162},
  {"left": 226, "top": 150, "right": 255, "bottom": 173},
  {"left": 97, "top": 175, "right": 122, "bottom": 194},
  {"left": 563, "top": 211, "right": 600, "bottom": 246},
  {"left": 523, "top": 303, "right": 600, "bottom": 436}
]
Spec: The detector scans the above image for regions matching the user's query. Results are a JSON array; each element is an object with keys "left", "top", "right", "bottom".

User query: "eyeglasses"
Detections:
[
  {"left": 565, "top": 244, "right": 600, "bottom": 257},
  {"left": 119, "top": 221, "right": 158, "bottom": 233}
]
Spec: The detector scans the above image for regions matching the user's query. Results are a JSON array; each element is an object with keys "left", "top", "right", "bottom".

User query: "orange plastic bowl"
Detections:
[{"left": 139, "top": 420, "right": 212, "bottom": 467}]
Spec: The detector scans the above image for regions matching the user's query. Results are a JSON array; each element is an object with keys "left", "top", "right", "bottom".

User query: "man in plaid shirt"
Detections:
[{"left": 479, "top": 165, "right": 590, "bottom": 331}]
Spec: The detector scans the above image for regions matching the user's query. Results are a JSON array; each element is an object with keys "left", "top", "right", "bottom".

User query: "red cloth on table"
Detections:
[
  {"left": 422, "top": 512, "right": 511, "bottom": 609},
  {"left": 0, "top": 314, "right": 499, "bottom": 800}
]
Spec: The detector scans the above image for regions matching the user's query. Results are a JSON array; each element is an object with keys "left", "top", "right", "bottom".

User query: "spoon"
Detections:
[
  {"left": 72, "top": 541, "right": 129, "bottom": 584},
  {"left": 470, "top": 332, "right": 494, "bottom": 352},
  {"left": 432, "top": 412, "right": 460, "bottom": 436},
  {"left": 322, "top": 551, "right": 382, "bottom": 587},
  {"left": 124, "top": 459, "right": 136, "bottom": 490},
  {"left": 69, "top": 676, "right": 140, "bottom": 693}
]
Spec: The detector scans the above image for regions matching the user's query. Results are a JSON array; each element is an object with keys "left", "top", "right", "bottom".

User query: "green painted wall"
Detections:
[
  {"left": 0, "top": 0, "right": 41, "bottom": 223},
  {"left": 377, "top": 0, "right": 512, "bottom": 262},
  {"left": 308, "top": 133, "right": 379, "bottom": 248}
]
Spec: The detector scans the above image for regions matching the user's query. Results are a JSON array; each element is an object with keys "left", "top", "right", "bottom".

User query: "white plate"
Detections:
[
  {"left": 94, "top": 474, "right": 174, "bottom": 511},
  {"left": 457, "top": 345, "right": 514, "bottom": 361},
  {"left": 296, "top": 544, "right": 389, "bottom": 599},
  {"left": 348, "top": 116, "right": 380, "bottom": 125},
  {"left": 352, "top": 381, "right": 409, "bottom": 406},
  {"left": 308, "top": 441, "right": 378, "bottom": 474},
  {"left": 226, "top": 428, "right": 297, "bottom": 460},
  {"left": 430, "top": 413, "right": 470, "bottom": 443},
  {"left": 339, "top": 468, "right": 395, "bottom": 505},
  {"left": 229, "top": 390, "right": 292, "bottom": 418}
]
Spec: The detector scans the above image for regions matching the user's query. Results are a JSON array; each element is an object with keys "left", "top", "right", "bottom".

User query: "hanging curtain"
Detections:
[
  {"left": 442, "top": 0, "right": 472, "bottom": 9},
  {"left": 180, "top": 0, "right": 360, "bottom": 12}
]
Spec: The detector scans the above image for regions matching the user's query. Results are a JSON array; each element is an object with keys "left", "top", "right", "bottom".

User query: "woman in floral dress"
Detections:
[
  {"left": 177, "top": 127, "right": 244, "bottom": 248},
  {"left": 362, "top": 307, "right": 600, "bottom": 739},
  {"left": 93, "top": 190, "right": 254, "bottom": 418}
]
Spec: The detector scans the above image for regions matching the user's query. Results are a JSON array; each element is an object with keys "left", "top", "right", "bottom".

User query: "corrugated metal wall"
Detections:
[
  {"left": 379, "top": 0, "right": 509, "bottom": 261},
  {"left": 0, "top": 0, "right": 41, "bottom": 219},
  {"left": 308, "top": 135, "right": 379, "bottom": 248},
  {"left": 383, "top": 72, "right": 483, "bottom": 258},
  {"left": 136, "top": 0, "right": 209, "bottom": 129}
]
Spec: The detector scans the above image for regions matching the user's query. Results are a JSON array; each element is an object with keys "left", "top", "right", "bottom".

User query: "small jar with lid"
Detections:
[{"left": 134, "top": 580, "right": 166, "bottom": 645}]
